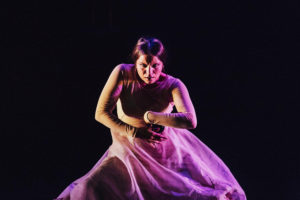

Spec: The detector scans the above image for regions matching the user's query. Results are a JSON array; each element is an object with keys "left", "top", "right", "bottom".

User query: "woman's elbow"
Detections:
[
  {"left": 185, "top": 113, "right": 197, "bottom": 129},
  {"left": 95, "top": 114, "right": 101, "bottom": 123},
  {"left": 95, "top": 110, "right": 104, "bottom": 123},
  {"left": 187, "top": 119, "right": 197, "bottom": 129}
]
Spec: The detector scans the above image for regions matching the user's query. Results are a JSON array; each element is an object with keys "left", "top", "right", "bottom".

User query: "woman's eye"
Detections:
[
  {"left": 152, "top": 64, "right": 157, "bottom": 68},
  {"left": 140, "top": 64, "right": 147, "bottom": 68}
]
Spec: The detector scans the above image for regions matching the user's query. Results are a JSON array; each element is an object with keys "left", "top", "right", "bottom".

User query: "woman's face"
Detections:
[{"left": 136, "top": 55, "right": 163, "bottom": 84}]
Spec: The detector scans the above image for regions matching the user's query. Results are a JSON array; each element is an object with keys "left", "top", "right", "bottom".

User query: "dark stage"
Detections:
[{"left": 3, "top": 0, "right": 299, "bottom": 199}]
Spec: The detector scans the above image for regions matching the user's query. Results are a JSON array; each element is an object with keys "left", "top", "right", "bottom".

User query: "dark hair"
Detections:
[{"left": 131, "top": 37, "right": 167, "bottom": 64}]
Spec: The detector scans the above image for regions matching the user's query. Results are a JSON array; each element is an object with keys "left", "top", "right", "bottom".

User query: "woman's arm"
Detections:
[
  {"left": 95, "top": 64, "right": 167, "bottom": 143},
  {"left": 144, "top": 79, "right": 197, "bottom": 129},
  {"left": 95, "top": 64, "right": 136, "bottom": 136}
]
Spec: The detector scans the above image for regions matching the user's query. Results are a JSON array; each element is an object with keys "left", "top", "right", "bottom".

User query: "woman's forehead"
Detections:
[{"left": 137, "top": 55, "right": 161, "bottom": 64}]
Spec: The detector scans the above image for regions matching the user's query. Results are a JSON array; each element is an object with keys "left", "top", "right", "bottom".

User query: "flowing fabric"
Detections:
[{"left": 55, "top": 64, "right": 246, "bottom": 200}]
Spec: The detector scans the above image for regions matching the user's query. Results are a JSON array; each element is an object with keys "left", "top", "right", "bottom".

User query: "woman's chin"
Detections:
[{"left": 143, "top": 79, "right": 153, "bottom": 84}]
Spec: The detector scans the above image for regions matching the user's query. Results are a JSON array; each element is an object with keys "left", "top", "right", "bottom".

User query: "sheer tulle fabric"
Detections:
[{"left": 55, "top": 126, "right": 246, "bottom": 200}]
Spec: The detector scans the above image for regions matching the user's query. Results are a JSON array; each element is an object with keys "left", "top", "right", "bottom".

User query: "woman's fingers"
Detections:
[
  {"left": 149, "top": 142, "right": 156, "bottom": 148},
  {"left": 148, "top": 134, "right": 167, "bottom": 143},
  {"left": 152, "top": 132, "right": 167, "bottom": 140},
  {"left": 138, "top": 127, "right": 167, "bottom": 142},
  {"left": 148, "top": 139, "right": 160, "bottom": 144}
]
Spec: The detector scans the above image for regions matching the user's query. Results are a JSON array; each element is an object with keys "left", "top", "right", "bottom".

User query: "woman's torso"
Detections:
[{"left": 116, "top": 64, "right": 178, "bottom": 128}]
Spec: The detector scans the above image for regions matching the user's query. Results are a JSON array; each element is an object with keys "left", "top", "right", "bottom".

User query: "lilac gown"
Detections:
[{"left": 55, "top": 64, "right": 246, "bottom": 200}]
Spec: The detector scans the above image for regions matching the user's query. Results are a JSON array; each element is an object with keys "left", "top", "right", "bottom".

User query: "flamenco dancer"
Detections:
[{"left": 55, "top": 37, "right": 247, "bottom": 200}]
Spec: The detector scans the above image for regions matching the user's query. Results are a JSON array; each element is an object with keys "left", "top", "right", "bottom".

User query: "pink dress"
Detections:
[{"left": 55, "top": 64, "right": 246, "bottom": 200}]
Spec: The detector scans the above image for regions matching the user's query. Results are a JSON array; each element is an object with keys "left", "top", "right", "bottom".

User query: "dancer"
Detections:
[{"left": 55, "top": 37, "right": 246, "bottom": 200}]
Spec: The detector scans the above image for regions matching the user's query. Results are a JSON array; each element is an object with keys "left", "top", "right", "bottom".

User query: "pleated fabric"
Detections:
[{"left": 55, "top": 126, "right": 246, "bottom": 200}]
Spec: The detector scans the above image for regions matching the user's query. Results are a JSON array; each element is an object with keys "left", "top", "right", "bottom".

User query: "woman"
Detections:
[{"left": 55, "top": 37, "right": 246, "bottom": 200}]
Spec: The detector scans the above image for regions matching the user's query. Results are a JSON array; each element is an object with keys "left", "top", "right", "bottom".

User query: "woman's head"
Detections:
[{"left": 131, "top": 37, "right": 167, "bottom": 84}]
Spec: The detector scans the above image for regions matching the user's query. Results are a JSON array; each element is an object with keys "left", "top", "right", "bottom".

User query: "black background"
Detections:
[{"left": 3, "top": 0, "right": 299, "bottom": 199}]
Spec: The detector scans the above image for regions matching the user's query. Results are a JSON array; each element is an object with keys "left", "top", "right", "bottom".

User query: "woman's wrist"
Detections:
[{"left": 144, "top": 111, "right": 155, "bottom": 124}]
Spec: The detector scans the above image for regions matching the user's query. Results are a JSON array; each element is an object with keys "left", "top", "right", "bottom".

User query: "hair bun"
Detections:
[
  {"left": 131, "top": 37, "right": 167, "bottom": 65},
  {"left": 138, "top": 37, "right": 147, "bottom": 44}
]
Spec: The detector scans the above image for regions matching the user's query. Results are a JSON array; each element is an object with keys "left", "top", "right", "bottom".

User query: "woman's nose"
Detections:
[{"left": 145, "top": 66, "right": 152, "bottom": 76}]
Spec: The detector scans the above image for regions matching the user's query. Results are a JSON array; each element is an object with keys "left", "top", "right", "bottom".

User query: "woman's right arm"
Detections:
[
  {"left": 95, "top": 65, "right": 167, "bottom": 144},
  {"left": 95, "top": 64, "right": 136, "bottom": 136}
]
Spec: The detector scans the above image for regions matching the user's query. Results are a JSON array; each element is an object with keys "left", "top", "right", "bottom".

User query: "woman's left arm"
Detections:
[{"left": 144, "top": 79, "right": 197, "bottom": 129}]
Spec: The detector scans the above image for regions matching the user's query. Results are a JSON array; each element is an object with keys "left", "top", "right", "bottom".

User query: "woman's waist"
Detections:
[{"left": 118, "top": 114, "right": 147, "bottom": 128}]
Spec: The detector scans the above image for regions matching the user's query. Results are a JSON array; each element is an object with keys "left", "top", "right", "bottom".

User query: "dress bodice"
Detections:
[{"left": 116, "top": 64, "right": 178, "bottom": 128}]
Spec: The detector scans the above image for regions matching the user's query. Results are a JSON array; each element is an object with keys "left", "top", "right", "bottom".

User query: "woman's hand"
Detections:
[{"left": 135, "top": 127, "right": 167, "bottom": 145}]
